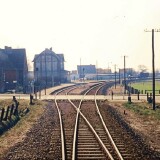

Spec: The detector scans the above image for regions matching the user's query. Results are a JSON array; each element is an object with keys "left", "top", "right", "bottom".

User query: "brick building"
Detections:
[{"left": 0, "top": 46, "right": 28, "bottom": 92}]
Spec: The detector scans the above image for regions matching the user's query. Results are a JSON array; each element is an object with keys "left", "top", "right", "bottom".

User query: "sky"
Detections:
[{"left": 0, "top": 0, "right": 160, "bottom": 72}]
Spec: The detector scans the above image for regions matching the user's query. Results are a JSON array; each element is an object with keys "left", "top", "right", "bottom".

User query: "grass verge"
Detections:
[
  {"left": 123, "top": 102, "right": 160, "bottom": 120},
  {"left": 131, "top": 81, "right": 160, "bottom": 94},
  {"left": 0, "top": 99, "right": 45, "bottom": 157}
]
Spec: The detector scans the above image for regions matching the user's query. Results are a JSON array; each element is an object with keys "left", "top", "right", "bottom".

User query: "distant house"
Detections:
[
  {"left": 0, "top": 46, "right": 28, "bottom": 92},
  {"left": 77, "top": 65, "right": 96, "bottom": 78},
  {"left": 97, "top": 68, "right": 111, "bottom": 74},
  {"left": 33, "top": 48, "right": 69, "bottom": 89},
  {"left": 119, "top": 68, "right": 134, "bottom": 78},
  {"left": 70, "top": 70, "right": 79, "bottom": 81}
]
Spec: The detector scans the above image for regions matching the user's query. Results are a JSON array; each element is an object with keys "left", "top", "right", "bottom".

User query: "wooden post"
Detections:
[
  {"left": 35, "top": 86, "right": 37, "bottom": 100},
  {"left": 128, "top": 96, "right": 131, "bottom": 103},
  {"left": 13, "top": 102, "right": 19, "bottom": 115},
  {"left": 45, "top": 86, "right": 46, "bottom": 95},
  {"left": 4, "top": 106, "right": 10, "bottom": 121},
  {"left": 138, "top": 91, "right": 140, "bottom": 100},
  {"left": 9, "top": 104, "right": 14, "bottom": 119},
  {"left": 0, "top": 108, "right": 5, "bottom": 122},
  {"left": 131, "top": 87, "right": 134, "bottom": 94},
  {"left": 147, "top": 92, "right": 149, "bottom": 101},
  {"left": 13, "top": 96, "right": 16, "bottom": 102},
  {"left": 30, "top": 94, "right": 33, "bottom": 105},
  {"left": 111, "top": 91, "right": 113, "bottom": 100},
  {"left": 39, "top": 89, "right": 41, "bottom": 99}
]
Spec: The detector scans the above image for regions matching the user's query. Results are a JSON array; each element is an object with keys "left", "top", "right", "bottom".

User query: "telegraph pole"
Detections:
[
  {"left": 80, "top": 58, "right": 81, "bottom": 79},
  {"left": 114, "top": 64, "right": 117, "bottom": 89},
  {"left": 124, "top": 55, "right": 126, "bottom": 94},
  {"left": 118, "top": 68, "right": 121, "bottom": 84},
  {"left": 96, "top": 61, "right": 98, "bottom": 81},
  {"left": 145, "top": 28, "right": 160, "bottom": 110}
]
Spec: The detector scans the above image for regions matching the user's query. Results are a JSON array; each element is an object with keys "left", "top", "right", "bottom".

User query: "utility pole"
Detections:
[
  {"left": 122, "top": 55, "right": 128, "bottom": 94},
  {"left": 118, "top": 68, "right": 121, "bottom": 84},
  {"left": 96, "top": 61, "right": 98, "bottom": 81},
  {"left": 114, "top": 64, "right": 117, "bottom": 89},
  {"left": 124, "top": 55, "right": 126, "bottom": 94},
  {"left": 108, "top": 62, "right": 112, "bottom": 70},
  {"left": 45, "top": 51, "right": 47, "bottom": 88},
  {"left": 83, "top": 68, "right": 85, "bottom": 81},
  {"left": 80, "top": 58, "right": 81, "bottom": 79},
  {"left": 145, "top": 28, "right": 160, "bottom": 110}
]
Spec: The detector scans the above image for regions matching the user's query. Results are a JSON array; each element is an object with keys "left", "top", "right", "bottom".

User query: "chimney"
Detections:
[{"left": 5, "top": 46, "right": 12, "bottom": 54}]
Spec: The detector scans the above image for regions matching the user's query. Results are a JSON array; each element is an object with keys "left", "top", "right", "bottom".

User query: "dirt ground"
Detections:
[
  {"left": 110, "top": 102, "right": 160, "bottom": 152},
  {"left": 107, "top": 85, "right": 160, "bottom": 153},
  {"left": 1, "top": 84, "right": 160, "bottom": 158}
]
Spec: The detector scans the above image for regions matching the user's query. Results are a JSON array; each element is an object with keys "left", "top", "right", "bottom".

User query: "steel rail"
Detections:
[
  {"left": 68, "top": 96, "right": 114, "bottom": 160},
  {"left": 53, "top": 82, "right": 105, "bottom": 160},
  {"left": 71, "top": 83, "right": 101, "bottom": 160},
  {"left": 54, "top": 84, "right": 82, "bottom": 160},
  {"left": 54, "top": 85, "right": 81, "bottom": 159},
  {"left": 54, "top": 90, "right": 66, "bottom": 160},
  {"left": 62, "top": 83, "right": 98, "bottom": 160},
  {"left": 66, "top": 82, "right": 114, "bottom": 160},
  {"left": 95, "top": 83, "right": 124, "bottom": 160},
  {"left": 54, "top": 83, "right": 100, "bottom": 160}
]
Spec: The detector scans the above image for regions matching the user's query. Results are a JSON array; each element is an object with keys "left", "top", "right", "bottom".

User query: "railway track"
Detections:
[
  {"left": 69, "top": 83, "right": 124, "bottom": 160},
  {"left": 53, "top": 81, "right": 155, "bottom": 159},
  {"left": 4, "top": 81, "right": 158, "bottom": 159},
  {"left": 53, "top": 82, "right": 124, "bottom": 159}
]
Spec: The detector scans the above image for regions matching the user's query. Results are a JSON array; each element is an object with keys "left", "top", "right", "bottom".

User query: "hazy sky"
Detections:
[{"left": 0, "top": 0, "right": 160, "bottom": 71}]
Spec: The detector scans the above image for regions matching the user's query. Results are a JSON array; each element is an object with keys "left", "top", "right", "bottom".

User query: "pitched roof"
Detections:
[
  {"left": 9, "top": 49, "right": 27, "bottom": 69},
  {"left": 57, "top": 54, "right": 64, "bottom": 62},
  {"left": 33, "top": 48, "right": 64, "bottom": 62},
  {"left": 0, "top": 47, "right": 27, "bottom": 70}
]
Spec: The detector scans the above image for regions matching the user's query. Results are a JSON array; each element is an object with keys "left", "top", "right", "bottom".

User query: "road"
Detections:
[{"left": 1, "top": 83, "right": 160, "bottom": 103}]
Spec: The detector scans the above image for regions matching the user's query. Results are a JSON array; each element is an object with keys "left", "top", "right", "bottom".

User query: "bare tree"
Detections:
[
  {"left": 155, "top": 68, "right": 160, "bottom": 76},
  {"left": 138, "top": 65, "right": 148, "bottom": 73}
]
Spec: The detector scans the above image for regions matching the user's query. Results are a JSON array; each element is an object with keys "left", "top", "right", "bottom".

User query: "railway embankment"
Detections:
[{"left": 108, "top": 100, "right": 160, "bottom": 157}]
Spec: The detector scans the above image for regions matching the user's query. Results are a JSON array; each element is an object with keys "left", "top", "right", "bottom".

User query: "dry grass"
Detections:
[
  {"left": 0, "top": 99, "right": 45, "bottom": 157},
  {"left": 109, "top": 101, "right": 160, "bottom": 152},
  {"left": 0, "top": 99, "right": 29, "bottom": 111},
  {"left": 123, "top": 102, "right": 160, "bottom": 120}
]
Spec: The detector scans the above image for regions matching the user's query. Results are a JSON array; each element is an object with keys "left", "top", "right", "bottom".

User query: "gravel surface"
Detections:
[
  {"left": 99, "top": 101, "right": 160, "bottom": 159},
  {"left": 1, "top": 82, "right": 160, "bottom": 159},
  {"left": 4, "top": 101, "right": 60, "bottom": 160}
]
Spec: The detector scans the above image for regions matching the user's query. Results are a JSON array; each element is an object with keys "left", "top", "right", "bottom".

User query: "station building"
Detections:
[{"left": 33, "top": 48, "right": 69, "bottom": 89}]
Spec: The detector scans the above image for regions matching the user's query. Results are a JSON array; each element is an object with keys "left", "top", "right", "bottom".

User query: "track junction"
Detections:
[{"left": 5, "top": 81, "right": 159, "bottom": 159}]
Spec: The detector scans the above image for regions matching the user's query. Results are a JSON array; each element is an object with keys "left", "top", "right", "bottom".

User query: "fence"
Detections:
[
  {"left": 126, "top": 85, "right": 160, "bottom": 94},
  {"left": 0, "top": 101, "right": 19, "bottom": 122}
]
